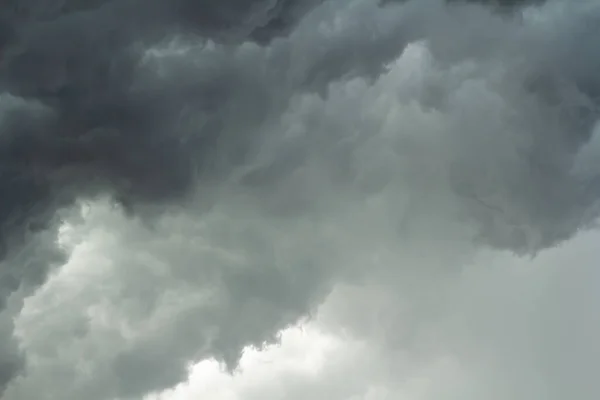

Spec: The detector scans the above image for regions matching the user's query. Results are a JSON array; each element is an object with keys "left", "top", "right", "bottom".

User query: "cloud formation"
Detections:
[
  {"left": 0, "top": 0, "right": 599, "bottom": 398},
  {"left": 147, "top": 227, "right": 600, "bottom": 400}
]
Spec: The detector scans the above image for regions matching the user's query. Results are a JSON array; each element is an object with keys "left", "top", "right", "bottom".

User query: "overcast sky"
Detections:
[{"left": 0, "top": 0, "right": 600, "bottom": 399}]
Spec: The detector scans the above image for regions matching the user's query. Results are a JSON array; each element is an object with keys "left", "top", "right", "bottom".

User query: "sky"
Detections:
[{"left": 0, "top": 0, "right": 599, "bottom": 399}]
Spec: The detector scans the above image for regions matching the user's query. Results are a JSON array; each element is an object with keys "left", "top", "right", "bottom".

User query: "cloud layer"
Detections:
[{"left": 0, "top": 0, "right": 600, "bottom": 398}]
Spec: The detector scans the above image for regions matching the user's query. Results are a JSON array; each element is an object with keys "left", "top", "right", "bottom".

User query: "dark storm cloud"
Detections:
[
  {"left": 1, "top": 0, "right": 588, "bottom": 311},
  {"left": 1, "top": 0, "right": 600, "bottom": 398},
  {"left": 0, "top": 0, "right": 324, "bottom": 393},
  {"left": 0, "top": 0, "right": 322, "bottom": 290}
]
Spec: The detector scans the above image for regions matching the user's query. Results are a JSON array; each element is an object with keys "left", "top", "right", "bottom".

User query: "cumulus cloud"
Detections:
[{"left": 0, "top": 0, "right": 600, "bottom": 398}]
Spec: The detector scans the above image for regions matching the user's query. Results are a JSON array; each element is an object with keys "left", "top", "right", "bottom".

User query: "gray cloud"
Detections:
[
  {"left": 264, "top": 228, "right": 600, "bottom": 400},
  {"left": 1, "top": 0, "right": 600, "bottom": 398},
  {"left": 3, "top": 196, "right": 336, "bottom": 400},
  {"left": 0, "top": 0, "right": 326, "bottom": 393}
]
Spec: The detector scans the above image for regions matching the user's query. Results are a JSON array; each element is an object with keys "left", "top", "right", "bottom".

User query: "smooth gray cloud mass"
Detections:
[{"left": 0, "top": 0, "right": 599, "bottom": 399}]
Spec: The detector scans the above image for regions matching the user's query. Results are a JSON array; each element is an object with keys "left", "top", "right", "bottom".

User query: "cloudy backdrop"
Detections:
[{"left": 0, "top": 0, "right": 599, "bottom": 399}]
